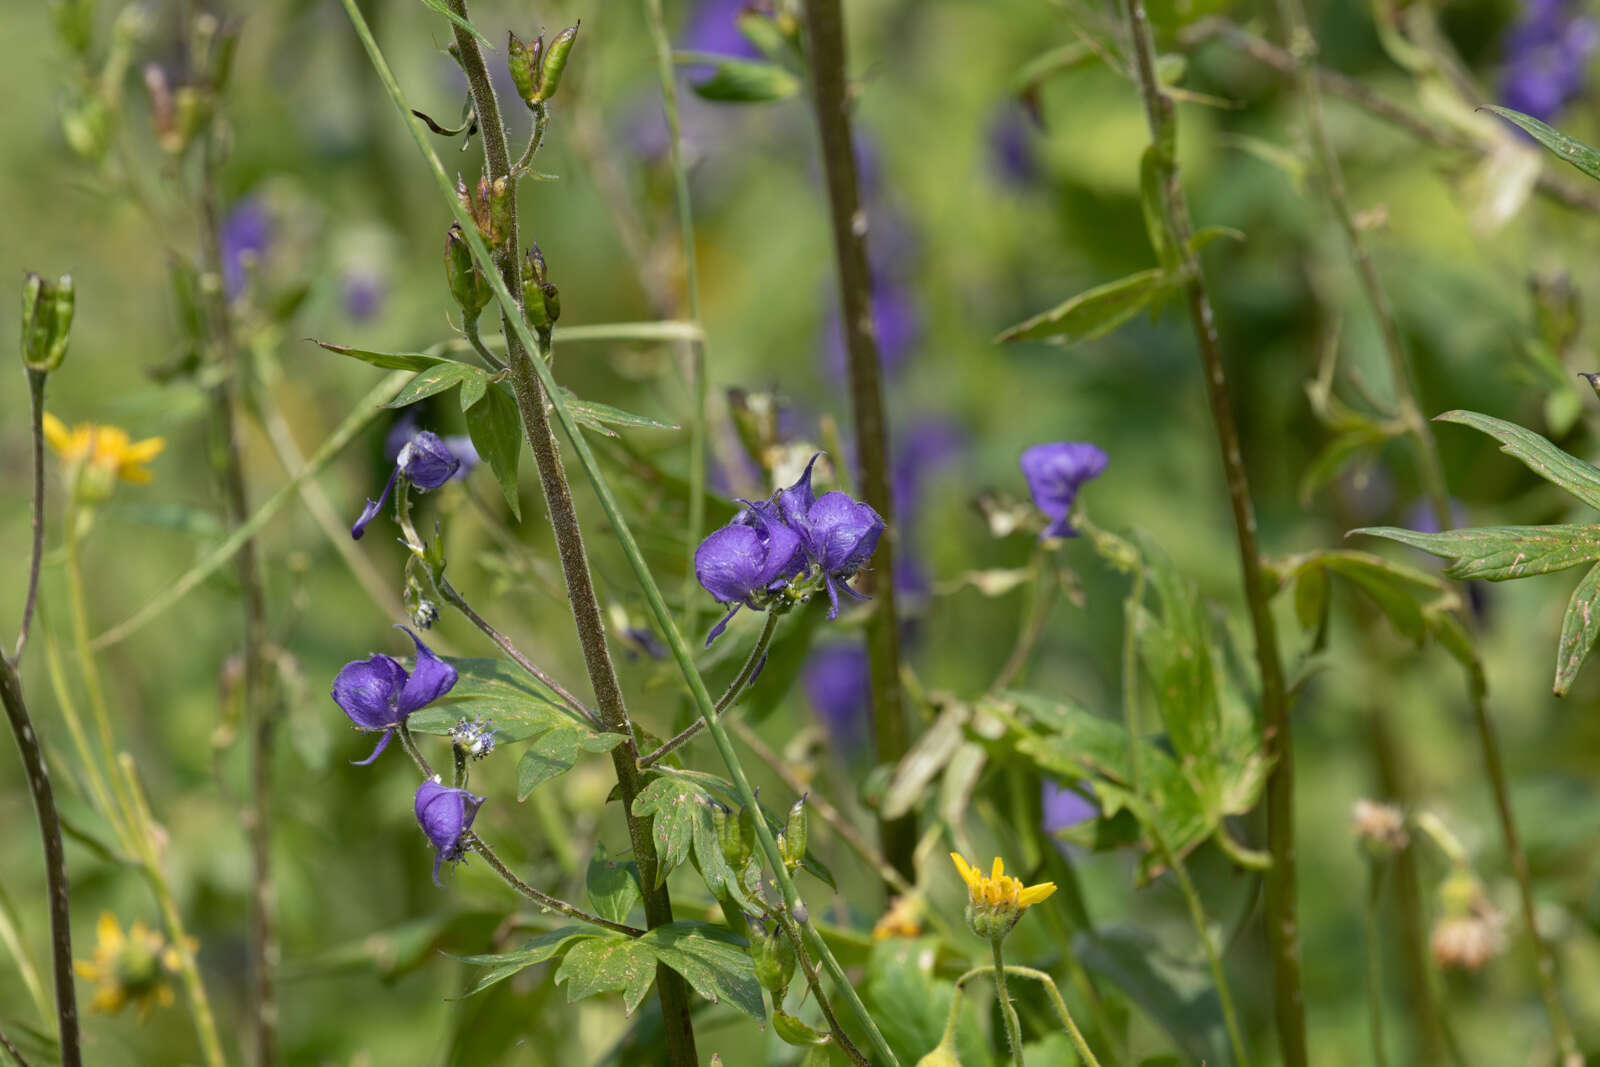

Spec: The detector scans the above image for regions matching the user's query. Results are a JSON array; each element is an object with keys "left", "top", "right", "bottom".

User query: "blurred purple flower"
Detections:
[
  {"left": 352, "top": 430, "right": 462, "bottom": 539},
  {"left": 682, "top": 0, "right": 762, "bottom": 60},
  {"left": 694, "top": 505, "right": 805, "bottom": 645},
  {"left": 1042, "top": 779, "right": 1097, "bottom": 835},
  {"left": 1020, "top": 442, "right": 1108, "bottom": 539},
  {"left": 414, "top": 779, "right": 484, "bottom": 885},
  {"left": 821, "top": 272, "right": 922, "bottom": 382},
  {"left": 341, "top": 269, "right": 386, "bottom": 321},
  {"left": 774, "top": 454, "right": 884, "bottom": 618},
  {"left": 890, "top": 417, "right": 965, "bottom": 597},
  {"left": 220, "top": 198, "right": 271, "bottom": 299},
  {"left": 803, "top": 642, "right": 870, "bottom": 752},
  {"left": 330, "top": 628, "right": 458, "bottom": 765},
  {"left": 1501, "top": 0, "right": 1598, "bottom": 121},
  {"left": 988, "top": 101, "right": 1041, "bottom": 187}
]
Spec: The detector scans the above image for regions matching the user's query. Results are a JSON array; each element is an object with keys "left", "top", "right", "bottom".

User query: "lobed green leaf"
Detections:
[
  {"left": 1555, "top": 561, "right": 1600, "bottom": 696},
  {"left": 1350, "top": 524, "right": 1600, "bottom": 581},
  {"left": 995, "top": 267, "right": 1174, "bottom": 346},
  {"left": 1436, "top": 409, "right": 1600, "bottom": 513}
]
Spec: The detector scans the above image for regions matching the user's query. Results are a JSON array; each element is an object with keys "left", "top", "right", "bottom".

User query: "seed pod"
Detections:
[
  {"left": 539, "top": 282, "right": 560, "bottom": 325},
  {"left": 533, "top": 23, "right": 578, "bottom": 102},
  {"left": 521, "top": 252, "right": 551, "bottom": 330},
  {"left": 507, "top": 31, "right": 541, "bottom": 107},
  {"left": 750, "top": 926, "right": 795, "bottom": 994},
  {"left": 445, "top": 225, "right": 491, "bottom": 320},
  {"left": 718, "top": 800, "right": 753, "bottom": 870},
  {"left": 21, "top": 272, "right": 75, "bottom": 373},
  {"left": 488, "top": 177, "right": 513, "bottom": 248},
  {"left": 779, "top": 795, "right": 808, "bottom": 870}
]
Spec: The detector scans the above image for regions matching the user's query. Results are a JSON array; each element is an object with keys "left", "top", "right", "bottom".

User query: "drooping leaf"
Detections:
[
  {"left": 515, "top": 726, "right": 628, "bottom": 799},
  {"left": 1483, "top": 106, "right": 1600, "bottom": 183},
  {"left": 680, "top": 53, "right": 800, "bottom": 102},
  {"left": 553, "top": 936, "right": 659, "bottom": 1015},
  {"left": 638, "top": 921, "right": 765, "bottom": 1022},
  {"left": 587, "top": 843, "right": 642, "bottom": 926},
  {"left": 464, "top": 380, "right": 523, "bottom": 519},
  {"left": 564, "top": 391, "right": 680, "bottom": 436},
  {"left": 1350, "top": 524, "right": 1600, "bottom": 581},
  {"left": 1435, "top": 409, "right": 1600, "bottom": 512},
  {"left": 1554, "top": 561, "right": 1600, "bottom": 696},
  {"left": 995, "top": 268, "right": 1174, "bottom": 346},
  {"left": 384, "top": 362, "right": 486, "bottom": 408},
  {"left": 312, "top": 339, "right": 451, "bottom": 371},
  {"left": 452, "top": 927, "right": 597, "bottom": 998},
  {"left": 631, "top": 776, "right": 701, "bottom": 888}
]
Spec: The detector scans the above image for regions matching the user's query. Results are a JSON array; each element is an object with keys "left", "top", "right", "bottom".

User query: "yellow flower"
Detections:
[
  {"left": 43, "top": 413, "right": 165, "bottom": 485},
  {"left": 74, "top": 912, "right": 182, "bottom": 1019},
  {"left": 950, "top": 853, "right": 1056, "bottom": 939},
  {"left": 872, "top": 893, "right": 926, "bottom": 940}
]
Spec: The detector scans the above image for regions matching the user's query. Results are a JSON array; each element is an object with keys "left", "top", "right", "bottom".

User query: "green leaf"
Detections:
[
  {"left": 1436, "top": 409, "right": 1600, "bottom": 512},
  {"left": 565, "top": 391, "right": 680, "bottom": 436},
  {"left": 516, "top": 726, "right": 628, "bottom": 799},
  {"left": 553, "top": 936, "right": 659, "bottom": 1015},
  {"left": 638, "top": 922, "right": 765, "bottom": 1022},
  {"left": 1317, "top": 552, "right": 1427, "bottom": 641},
  {"left": 1350, "top": 524, "right": 1600, "bottom": 581},
  {"left": 453, "top": 927, "right": 597, "bottom": 998},
  {"left": 384, "top": 362, "right": 485, "bottom": 408},
  {"left": 464, "top": 380, "right": 523, "bottom": 519},
  {"left": 419, "top": 0, "right": 489, "bottom": 43},
  {"left": 1010, "top": 41, "right": 1099, "bottom": 93},
  {"left": 864, "top": 939, "right": 964, "bottom": 1065},
  {"left": 1483, "top": 106, "right": 1600, "bottom": 183},
  {"left": 312, "top": 339, "right": 450, "bottom": 371},
  {"left": 1555, "top": 561, "right": 1600, "bottom": 696},
  {"left": 1293, "top": 563, "right": 1330, "bottom": 633},
  {"left": 406, "top": 658, "right": 567, "bottom": 741},
  {"left": 1074, "top": 926, "right": 1227, "bottom": 1066},
  {"left": 631, "top": 776, "right": 701, "bottom": 888},
  {"left": 680, "top": 53, "right": 800, "bottom": 102},
  {"left": 586, "top": 843, "right": 642, "bottom": 926},
  {"left": 995, "top": 268, "right": 1174, "bottom": 346}
]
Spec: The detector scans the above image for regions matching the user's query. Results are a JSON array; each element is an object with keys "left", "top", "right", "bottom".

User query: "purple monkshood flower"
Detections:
[
  {"left": 414, "top": 779, "right": 484, "bottom": 885},
  {"left": 682, "top": 0, "right": 763, "bottom": 61},
  {"left": 694, "top": 506, "right": 805, "bottom": 646},
  {"left": 220, "top": 197, "right": 271, "bottom": 299},
  {"left": 1042, "top": 779, "right": 1097, "bottom": 835},
  {"left": 352, "top": 431, "right": 462, "bottom": 539},
  {"left": 331, "top": 628, "right": 458, "bottom": 764},
  {"left": 802, "top": 643, "right": 870, "bottom": 753},
  {"left": 1501, "top": 0, "right": 1599, "bottom": 121},
  {"left": 774, "top": 454, "right": 885, "bottom": 618},
  {"left": 1020, "top": 442, "right": 1108, "bottom": 539},
  {"left": 341, "top": 269, "right": 386, "bottom": 321}
]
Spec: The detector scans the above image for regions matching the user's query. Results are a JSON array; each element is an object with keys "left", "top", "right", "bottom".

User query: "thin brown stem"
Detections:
[
  {"left": 465, "top": 834, "right": 644, "bottom": 936},
  {"left": 442, "top": 6, "right": 697, "bottom": 1062},
  {"left": 989, "top": 553, "right": 1056, "bottom": 694},
  {"left": 638, "top": 608, "right": 781, "bottom": 768},
  {"left": 14, "top": 371, "right": 47, "bottom": 661},
  {"left": 801, "top": 0, "right": 915, "bottom": 886},
  {"left": 0, "top": 653, "right": 80, "bottom": 1067},
  {"left": 771, "top": 906, "right": 871, "bottom": 1067},
  {"left": 1117, "top": 1, "right": 1301, "bottom": 1061}
]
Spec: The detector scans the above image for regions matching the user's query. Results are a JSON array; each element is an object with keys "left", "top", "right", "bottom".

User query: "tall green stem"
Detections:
[
  {"left": 335, "top": 6, "right": 898, "bottom": 1060},
  {"left": 799, "top": 0, "right": 915, "bottom": 884},
  {"left": 992, "top": 938, "right": 1026, "bottom": 1067},
  {"left": 1114, "top": 0, "right": 1301, "bottom": 1060},
  {"left": 438, "top": 6, "right": 696, "bottom": 1063},
  {"left": 641, "top": 0, "right": 709, "bottom": 641},
  {"left": 1363, "top": 861, "right": 1393, "bottom": 1067}
]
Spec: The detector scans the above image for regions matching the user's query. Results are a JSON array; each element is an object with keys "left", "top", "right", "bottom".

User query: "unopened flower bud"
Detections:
[
  {"left": 488, "top": 177, "right": 513, "bottom": 248},
  {"left": 22, "top": 271, "right": 75, "bottom": 373},
  {"left": 718, "top": 802, "right": 756, "bottom": 870},
  {"left": 508, "top": 31, "right": 544, "bottom": 107},
  {"left": 533, "top": 24, "right": 578, "bottom": 103},
  {"left": 749, "top": 925, "right": 795, "bottom": 994},
  {"left": 445, "top": 224, "right": 491, "bottom": 320},
  {"left": 779, "top": 795, "right": 808, "bottom": 870},
  {"left": 1351, "top": 799, "right": 1409, "bottom": 858}
]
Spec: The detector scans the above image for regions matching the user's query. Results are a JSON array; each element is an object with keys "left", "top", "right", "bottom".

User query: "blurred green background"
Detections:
[{"left": 4, "top": 0, "right": 1600, "bottom": 1063}]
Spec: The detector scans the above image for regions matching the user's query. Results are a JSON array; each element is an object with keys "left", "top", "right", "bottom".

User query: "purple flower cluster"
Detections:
[
  {"left": 694, "top": 453, "right": 883, "bottom": 645},
  {"left": 414, "top": 780, "right": 483, "bottom": 885},
  {"left": 330, "top": 628, "right": 458, "bottom": 765},
  {"left": 351, "top": 430, "right": 465, "bottom": 540},
  {"left": 1501, "top": 0, "right": 1598, "bottom": 121}
]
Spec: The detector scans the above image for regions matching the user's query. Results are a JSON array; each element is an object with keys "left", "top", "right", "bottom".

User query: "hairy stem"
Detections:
[
  {"left": 800, "top": 0, "right": 914, "bottom": 885},
  {"left": 638, "top": 608, "right": 781, "bottom": 768},
  {"left": 640, "top": 0, "right": 709, "bottom": 642},
  {"left": 0, "top": 653, "right": 80, "bottom": 1067},
  {"left": 992, "top": 938, "right": 1027, "bottom": 1067},
  {"left": 1117, "top": 1, "right": 1300, "bottom": 1061},
  {"left": 957, "top": 964, "right": 1105, "bottom": 1067},
  {"left": 197, "top": 124, "right": 277, "bottom": 1067},
  {"left": 441, "top": 6, "right": 697, "bottom": 1062},
  {"left": 465, "top": 834, "right": 644, "bottom": 936},
  {"left": 14, "top": 371, "right": 47, "bottom": 661},
  {"left": 337, "top": 6, "right": 897, "bottom": 1057}
]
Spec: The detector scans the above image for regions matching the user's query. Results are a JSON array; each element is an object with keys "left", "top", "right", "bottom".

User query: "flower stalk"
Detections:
[
  {"left": 799, "top": 0, "right": 916, "bottom": 883},
  {"left": 1114, "top": 0, "right": 1301, "bottom": 1061}
]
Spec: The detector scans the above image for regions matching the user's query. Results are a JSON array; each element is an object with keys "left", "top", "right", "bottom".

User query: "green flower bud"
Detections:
[
  {"left": 779, "top": 795, "right": 808, "bottom": 870},
  {"left": 507, "top": 31, "right": 542, "bottom": 108},
  {"left": 488, "top": 176, "right": 513, "bottom": 248},
  {"left": 749, "top": 926, "right": 795, "bottom": 994},
  {"left": 521, "top": 253, "right": 550, "bottom": 331},
  {"left": 533, "top": 23, "right": 578, "bottom": 103},
  {"left": 718, "top": 800, "right": 754, "bottom": 870},
  {"left": 22, "top": 271, "right": 75, "bottom": 373},
  {"left": 445, "top": 224, "right": 491, "bottom": 320}
]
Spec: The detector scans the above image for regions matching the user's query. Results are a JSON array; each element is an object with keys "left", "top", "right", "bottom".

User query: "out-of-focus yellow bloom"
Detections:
[
  {"left": 43, "top": 413, "right": 165, "bottom": 485},
  {"left": 951, "top": 853, "right": 1056, "bottom": 939},
  {"left": 873, "top": 893, "right": 926, "bottom": 940},
  {"left": 74, "top": 912, "right": 183, "bottom": 1018}
]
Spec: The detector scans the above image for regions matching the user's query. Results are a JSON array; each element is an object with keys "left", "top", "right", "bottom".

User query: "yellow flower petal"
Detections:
[
  {"left": 96, "top": 911, "right": 124, "bottom": 950},
  {"left": 1018, "top": 882, "right": 1058, "bottom": 908},
  {"left": 991, "top": 856, "right": 1004, "bottom": 880},
  {"left": 949, "top": 852, "right": 977, "bottom": 892},
  {"left": 42, "top": 413, "right": 72, "bottom": 455},
  {"left": 120, "top": 436, "right": 166, "bottom": 466}
]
